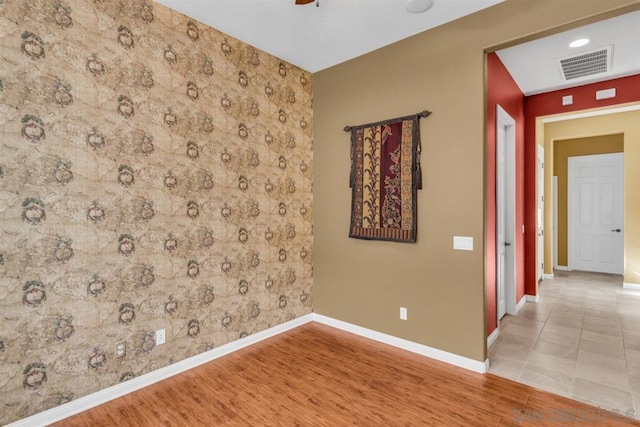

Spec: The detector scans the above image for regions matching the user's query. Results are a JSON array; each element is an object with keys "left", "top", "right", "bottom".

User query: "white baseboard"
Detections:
[
  {"left": 312, "top": 313, "right": 488, "bottom": 374},
  {"left": 555, "top": 265, "right": 571, "bottom": 271},
  {"left": 515, "top": 296, "right": 526, "bottom": 313},
  {"left": 7, "top": 314, "right": 314, "bottom": 427},
  {"left": 623, "top": 282, "right": 640, "bottom": 291},
  {"left": 525, "top": 294, "right": 540, "bottom": 303},
  {"left": 487, "top": 328, "right": 499, "bottom": 348},
  {"left": 543, "top": 273, "right": 555, "bottom": 280}
]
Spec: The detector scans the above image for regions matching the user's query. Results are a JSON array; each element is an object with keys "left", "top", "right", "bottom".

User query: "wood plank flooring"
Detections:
[{"left": 55, "top": 323, "right": 640, "bottom": 426}]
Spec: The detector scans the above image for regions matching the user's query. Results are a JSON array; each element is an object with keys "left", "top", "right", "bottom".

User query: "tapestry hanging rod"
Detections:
[{"left": 343, "top": 110, "right": 431, "bottom": 132}]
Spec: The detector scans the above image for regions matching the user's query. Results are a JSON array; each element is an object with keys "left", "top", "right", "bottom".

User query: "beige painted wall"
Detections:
[
  {"left": 543, "top": 109, "right": 640, "bottom": 284},
  {"left": 554, "top": 134, "right": 624, "bottom": 266},
  {"left": 313, "top": 0, "right": 640, "bottom": 362}
]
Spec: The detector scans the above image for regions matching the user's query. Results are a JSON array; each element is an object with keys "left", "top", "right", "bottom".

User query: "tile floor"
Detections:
[{"left": 489, "top": 270, "right": 640, "bottom": 420}]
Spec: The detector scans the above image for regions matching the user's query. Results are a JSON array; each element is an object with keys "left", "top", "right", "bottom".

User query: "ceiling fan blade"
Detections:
[{"left": 295, "top": 0, "right": 315, "bottom": 4}]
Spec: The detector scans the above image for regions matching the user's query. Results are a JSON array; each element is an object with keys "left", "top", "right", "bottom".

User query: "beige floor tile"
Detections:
[
  {"left": 546, "top": 315, "right": 584, "bottom": 330},
  {"left": 526, "top": 350, "right": 577, "bottom": 374},
  {"left": 581, "top": 330, "right": 624, "bottom": 347},
  {"left": 566, "top": 271, "right": 591, "bottom": 281},
  {"left": 582, "top": 321, "right": 623, "bottom": 337},
  {"left": 537, "top": 328, "right": 580, "bottom": 347},
  {"left": 590, "top": 272, "right": 623, "bottom": 283},
  {"left": 583, "top": 315, "right": 620, "bottom": 329},
  {"left": 516, "top": 309, "right": 551, "bottom": 323},
  {"left": 559, "top": 300, "right": 588, "bottom": 309},
  {"left": 588, "top": 290, "right": 618, "bottom": 301},
  {"left": 627, "top": 349, "right": 640, "bottom": 370},
  {"left": 502, "top": 313, "right": 545, "bottom": 328},
  {"left": 533, "top": 339, "right": 578, "bottom": 360},
  {"left": 577, "top": 349, "right": 627, "bottom": 373},
  {"left": 584, "top": 309, "right": 620, "bottom": 323},
  {"left": 572, "top": 378, "right": 634, "bottom": 414},
  {"left": 487, "top": 353, "right": 526, "bottom": 381},
  {"left": 622, "top": 330, "right": 640, "bottom": 351},
  {"left": 630, "top": 369, "right": 640, "bottom": 395},
  {"left": 540, "top": 323, "right": 582, "bottom": 339},
  {"left": 579, "top": 338, "right": 625, "bottom": 359},
  {"left": 519, "top": 364, "right": 574, "bottom": 395},
  {"left": 517, "top": 377, "right": 573, "bottom": 399},
  {"left": 621, "top": 318, "right": 640, "bottom": 334},
  {"left": 575, "top": 361, "right": 630, "bottom": 392},
  {"left": 490, "top": 337, "right": 532, "bottom": 361},
  {"left": 500, "top": 321, "right": 544, "bottom": 340},
  {"left": 489, "top": 270, "right": 640, "bottom": 416}
]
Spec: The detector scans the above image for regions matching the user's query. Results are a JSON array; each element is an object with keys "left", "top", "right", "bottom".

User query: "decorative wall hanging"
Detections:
[{"left": 345, "top": 111, "right": 430, "bottom": 243}]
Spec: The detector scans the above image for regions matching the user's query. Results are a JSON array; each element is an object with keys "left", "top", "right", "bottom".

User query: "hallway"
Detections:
[{"left": 489, "top": 271, "right": 640, "bottom": 419}]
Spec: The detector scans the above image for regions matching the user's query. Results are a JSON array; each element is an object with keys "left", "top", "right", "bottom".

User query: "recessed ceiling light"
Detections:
[
  {"left": 406, "top": 0, "right": 435, "bottom": 14},
  {"left": 569, "top": 38, "right": 590, "bottom": 48}
]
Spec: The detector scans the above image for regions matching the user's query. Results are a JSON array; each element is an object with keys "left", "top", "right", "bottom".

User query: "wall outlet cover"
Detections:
[
  {"left": 116, "top": 342, "right": 126, "bottom": 358},
  {"left": 156, "top": 329, "right": 166, "bottom": 345}
]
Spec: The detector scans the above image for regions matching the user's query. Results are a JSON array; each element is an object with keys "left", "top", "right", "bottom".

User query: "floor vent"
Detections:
[{"left": 557, "top": 46, "right": 613, "bottom": 80}]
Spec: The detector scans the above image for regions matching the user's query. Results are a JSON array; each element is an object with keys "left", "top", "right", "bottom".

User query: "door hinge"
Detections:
[{"left": 541, "top": 195, "right": 544, "bottom": 202}]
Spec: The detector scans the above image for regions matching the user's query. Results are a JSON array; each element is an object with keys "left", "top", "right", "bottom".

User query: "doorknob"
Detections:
[
  {"left": 505, "top": 242, "right": 511, "bottom": 247},
  {"left": 611, "top": 229, "right": 621, "bottom": 232}
]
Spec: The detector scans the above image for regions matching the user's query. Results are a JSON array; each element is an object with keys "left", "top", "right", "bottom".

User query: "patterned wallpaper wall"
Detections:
[{"left": 0, "top": 0, "right": 313, "bottom": 423}]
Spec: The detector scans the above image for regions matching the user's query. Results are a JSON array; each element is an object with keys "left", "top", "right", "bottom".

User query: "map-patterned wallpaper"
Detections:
[{"left": 0, "top": 0, "right": 313, "bottom": 423}]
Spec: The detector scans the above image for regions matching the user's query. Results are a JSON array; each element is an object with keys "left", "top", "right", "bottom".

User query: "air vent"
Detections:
[{"left": 557, "top": 46, "right": 613, "bottom": 81}]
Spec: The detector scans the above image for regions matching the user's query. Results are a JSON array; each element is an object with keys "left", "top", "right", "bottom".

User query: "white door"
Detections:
[
  {"left": 496, "top": 105, "right": 516, "bottom": 319},
  {"left": 537, "top": 145, "right": 544, "bottom": 281},
  {"left": 497, "top": 122, "right": 507, "bottom": 319},
  {"left": 568, "top": 153, "right": 623, "bottom": 274}
]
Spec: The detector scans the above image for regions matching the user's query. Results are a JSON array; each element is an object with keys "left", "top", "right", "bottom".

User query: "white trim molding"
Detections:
[
  {"left": 555, "top": 265, "right": 571, "bottom": 271},
  {"left": 623, "top": 282, "right": 640, "bottom": 291},
  {"left": 515, "top": 296, "right": 526, "bottom": 313},
  {"left": 313, "top": 313, "right": 488, "bottom": 374},
  {"left": 525, "top": 294, "right": 540, "bottom": 303},
  {"left": 542, "top": 274, "right": 555, "bottom": 280},
  {"left": 487, "top": 328, "right": 500, "bottom": 348},
  {"left": 7, "top": 314, "right": 314, "bottom": 427}
]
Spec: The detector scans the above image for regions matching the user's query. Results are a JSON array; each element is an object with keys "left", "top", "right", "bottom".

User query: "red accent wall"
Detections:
[
  {"left": 487, "top": 53, "right": 525, "bottom": 335},
  {"left": 524, "top": 74, "right": 640, "bottom": 298}
]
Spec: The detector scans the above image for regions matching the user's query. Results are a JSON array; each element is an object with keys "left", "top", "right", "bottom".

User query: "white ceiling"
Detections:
[
  {"left": 155, "top": 0, "right": 504, "bottom": 73},
  {"left": 496, "top": 10, "right": 640, "bottom": 96}
]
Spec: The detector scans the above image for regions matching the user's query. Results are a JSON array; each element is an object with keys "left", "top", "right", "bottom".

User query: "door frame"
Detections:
[
  {"left": 567, "top": 152, "right": 624, "bottom": 274},
  {"left": 496, "top": 105, "right": 517, "bottom": 324},
  {"left": 537, "top": 144, "right": 544, "bottom": 281}
]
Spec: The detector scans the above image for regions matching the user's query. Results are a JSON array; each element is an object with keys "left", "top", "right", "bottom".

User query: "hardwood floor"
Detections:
[{"left": 56, "top": 323, "right": 640, "bottom": 426}]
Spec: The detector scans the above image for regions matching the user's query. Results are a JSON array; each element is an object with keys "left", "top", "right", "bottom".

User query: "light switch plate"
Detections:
[{"left": 453, "top": 236, "right": 473, "bottom": 251}]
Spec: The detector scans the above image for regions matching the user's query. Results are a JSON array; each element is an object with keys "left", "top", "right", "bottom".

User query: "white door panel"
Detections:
[
  {"left": 496, "top": 105, "right": 516, "bottom": 320},
  {"left": 569, "top": 153, "right": 623, "bottom": 275}
]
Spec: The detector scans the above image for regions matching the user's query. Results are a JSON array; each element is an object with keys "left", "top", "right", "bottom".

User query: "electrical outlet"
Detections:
[
  {"left": 156, "top": 328, "right": 166, "bottom": 345},
  {"left": 400, "top": 307, "right": 408, "bottom": 320},
  {"left": 116, "top": 342, "right": 126, "bottom": 358}
]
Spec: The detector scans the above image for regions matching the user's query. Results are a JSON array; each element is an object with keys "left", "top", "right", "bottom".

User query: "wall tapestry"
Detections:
[
  {"left": 0, "top": 0, "right": 312, "bottom": 424},
  {"left": 346, "top": 111, "right": 429, "bottom": 243}
]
